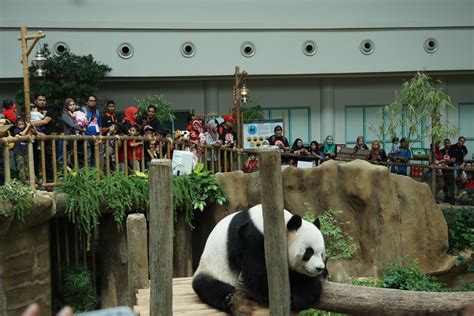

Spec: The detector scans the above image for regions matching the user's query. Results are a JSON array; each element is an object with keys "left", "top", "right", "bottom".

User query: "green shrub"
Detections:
[
  {"left": 62, "top": 265, "right": 97, "bottom": 312},
  {"left": 381, "top": 257, "right": 444, "bottom": 292},
  {"left": 173, "top": 163, "right": 228, "bottom": 229},
  {"left": 58, "top": 164, "right": 228, "bottom": 246},
  {"left": 304, "top": 209, "right": 358, "bottom": 260},
  {"left": 442, "top": 207, "right": 474, "bottom": 253},
  {"left": 351, "top": 278, "right": 383, "bottom": 288},
  {"left": 0, "top": 179, "right": 35, "bottom": 222}
]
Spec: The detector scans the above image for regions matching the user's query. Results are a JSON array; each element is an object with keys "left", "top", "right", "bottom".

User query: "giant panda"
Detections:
[{"left": 192, "top": 204, "right": 327, "bottom": 314}]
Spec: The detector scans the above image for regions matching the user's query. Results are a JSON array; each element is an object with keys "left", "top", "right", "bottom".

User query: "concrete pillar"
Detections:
[
  {"left": 204, "top": 80, "right": 219, "bottom": 115},
  {"left": 320, "top": 79, "right": 336, "bottom": 140}
]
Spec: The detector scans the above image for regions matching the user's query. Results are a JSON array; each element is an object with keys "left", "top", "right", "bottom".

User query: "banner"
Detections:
[{"left": 243, "top": 119, "right": 284, "bottom": 149}]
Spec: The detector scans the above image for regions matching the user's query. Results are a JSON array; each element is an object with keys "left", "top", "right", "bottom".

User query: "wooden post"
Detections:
[
  {"left": 83, "top": 140, "right": 88, "bottom": 168},
  {"left": 258, "top": 147, "right": 290, "bottom": 315},
  {"left": 51, "top": 139, "right": 57, "bottom": 184},
  {"left": 40, "top": 140, "right": 46, "bottom": 184},
  {"left": 94, "top": 139, "right": 101, "bottom": 182},
  {"left": 105, "top": 140, "right": 110, "bottom": 176},
  {"left": 114, "top": 140, "right": 120, "bottom": 172},
  {"left": 127, "top": 213, "right": 149, "bottom": 307},
  {"left": 2, "top": 143, "right": 11, "bottom": 183},
  {"left": 123, "top": 141, "right": 128, "bottom": 176},
  {"left": 73, "top": 140, "right": 79, "bottom": 169},
  {"left": 149, "top": 159, "right": 173, "bottom": 316},
  {"left": 27, "top": 140, "right": 35, "bottom": 188},
  {"left": 62, "top": 140, "right": 68, "bottom": 177}
]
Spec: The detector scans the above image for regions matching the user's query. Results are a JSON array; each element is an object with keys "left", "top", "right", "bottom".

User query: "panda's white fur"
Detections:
[{"left": 192, "top": 204, "right": 326, "bottom": 313}]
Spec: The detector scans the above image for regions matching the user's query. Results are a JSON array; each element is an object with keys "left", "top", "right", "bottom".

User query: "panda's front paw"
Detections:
[{"left": 230, "top": 290, "right": 259, "bottom": 316}]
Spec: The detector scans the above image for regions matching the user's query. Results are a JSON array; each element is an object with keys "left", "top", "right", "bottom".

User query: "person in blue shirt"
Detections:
[
  {"left": 397, "top": 137, "right": 412, "bottom": 176},
  {"left": 81, "top": 94, "right": 101, "bottom": 166}
]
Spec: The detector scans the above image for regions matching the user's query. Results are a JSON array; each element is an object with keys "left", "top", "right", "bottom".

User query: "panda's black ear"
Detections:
[
  {"left": 287, "top": 215, "right": 302, "bottom": 231},
  {"left": 313, "top": 218, "right": 321, "bottom": 229}
]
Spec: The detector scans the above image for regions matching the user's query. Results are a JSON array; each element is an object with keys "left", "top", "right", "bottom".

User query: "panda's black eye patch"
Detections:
[{"left": 302, "top": 247, "right": 314, "bottom": 261}]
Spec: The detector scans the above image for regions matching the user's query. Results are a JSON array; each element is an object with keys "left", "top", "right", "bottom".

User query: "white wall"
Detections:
[{"left": 1, "top": 0, "right": 473, "bottom": 78}]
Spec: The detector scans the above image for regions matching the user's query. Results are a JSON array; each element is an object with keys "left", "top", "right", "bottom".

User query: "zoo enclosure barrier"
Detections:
[{"left": 0, "top": 134, "right": 473, "bottom": 204}]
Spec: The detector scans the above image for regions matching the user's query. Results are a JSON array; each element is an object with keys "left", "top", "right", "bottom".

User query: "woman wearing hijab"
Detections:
[
  {"left": 323, "top": 135, "right": 337, "bottom": 161},
  {"left": 290, "top": 138, "right": 308, "bottom": 166},
  {"left": 120, "top": 106, "right": 139, "bottom": 135}
]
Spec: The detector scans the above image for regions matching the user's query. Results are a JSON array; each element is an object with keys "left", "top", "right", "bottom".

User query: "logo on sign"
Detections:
[{"left": 248, "top": 125, "right": 257, "bottom": 135}]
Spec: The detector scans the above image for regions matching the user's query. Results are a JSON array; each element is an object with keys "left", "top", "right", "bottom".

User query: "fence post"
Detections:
[
  {"left": 127, "top": 213, "right": 149, "bottom": 307},
  {"left": 258, "top": 147, "right": 291, "bottom": 315},
  {"left": 27, "top": 139, "right": 35, "bottom": 189},
  {"left": 2, "top": 142, "right": 10, "bottom": 183},
  {"left": 149, "top": 159, "right": 173, "bottom": 316}
]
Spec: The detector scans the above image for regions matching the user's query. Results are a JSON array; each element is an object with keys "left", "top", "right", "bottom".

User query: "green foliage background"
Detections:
[
  {"left": 442, "top": 207, "right": 474, "bottom": 253},
  {"left": 62, "top": 265, "right": 97, "bottom": 312},
  {"left": 136, "top": 95, "right": 176, "bottom": 127},
  {"left": 377, "top": 72, "right": 458, "bottom": 146},
  {"left": 303, "top": 209, "right": 358, "bottom": 260},
  {"left": 16, "top": 45, "right": 111, "bottom": 131}
]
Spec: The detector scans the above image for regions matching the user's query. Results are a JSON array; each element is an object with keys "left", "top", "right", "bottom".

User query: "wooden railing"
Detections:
[{"left": 1, "top": 134, "right": 473, "bottom": 204}]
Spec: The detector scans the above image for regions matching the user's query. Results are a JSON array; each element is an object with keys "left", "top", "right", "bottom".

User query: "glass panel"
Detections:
[
  {"left": 290, "top": 108, "right": 310, "bottom": 144},
  {"left": 459, "top": 104, "right": 474, "bottom": 138},
  {"left": 270, "top": 109, "right": 290, "bottom": 138},
  {"left": 345, "top": 107, "right": 363, "bottom": 144},
  {"left": 364, "top": 106, "right": 384, "bottom": 142}
]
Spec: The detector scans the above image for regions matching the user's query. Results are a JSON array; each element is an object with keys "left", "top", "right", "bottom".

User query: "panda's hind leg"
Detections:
[{"left": 192, "top": 274, "right": 235, "bottom": 314}]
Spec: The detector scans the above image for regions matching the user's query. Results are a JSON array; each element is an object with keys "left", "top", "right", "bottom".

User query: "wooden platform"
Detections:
[{"left": 134, "top": 277, "right": 228, "bottom": 315}]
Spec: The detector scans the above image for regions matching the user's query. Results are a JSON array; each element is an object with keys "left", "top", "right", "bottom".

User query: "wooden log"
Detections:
[
  {"left": 149, "top": 159, "right": 173, "bottom": 316},
  {"left": 127, "top": 213, "right": 149, "bottom": 307},
  {"left": 257, "top": 147, "right": 290, "bottom": 315},
  {"left": 316, "top": 281, "right": 474, "bottom": 315}
]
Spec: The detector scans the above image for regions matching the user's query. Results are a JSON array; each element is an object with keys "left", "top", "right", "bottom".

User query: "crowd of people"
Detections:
[{"left": 1, "top": 96, "right": 472, "bottom": 204}]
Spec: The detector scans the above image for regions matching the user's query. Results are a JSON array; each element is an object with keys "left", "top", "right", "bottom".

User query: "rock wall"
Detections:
[
  {"left": 199, "top": 160, "right": 455, "bottom": 281},
  {"left": 0, "top": 191, "right": 55, "bottom": 316}
]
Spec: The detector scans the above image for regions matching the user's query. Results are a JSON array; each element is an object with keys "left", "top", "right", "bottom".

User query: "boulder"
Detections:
[{"left": 202, "top": 159, "right": 454, "bottom": 280}]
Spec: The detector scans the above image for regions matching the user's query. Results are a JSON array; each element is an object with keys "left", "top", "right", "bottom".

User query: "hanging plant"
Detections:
[
  {"left": 0, "top": 179, "right": 35, "bottom": 222},
  {"left": 173, "top": 163, "right": 228, "bottom": 230}
]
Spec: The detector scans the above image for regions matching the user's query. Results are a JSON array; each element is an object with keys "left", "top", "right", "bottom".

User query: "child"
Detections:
[
  {"left": 72, "top": 110, "right": 88, "bottom": 130},
  {"left": 389, "top": 137, "right": 400, "bottom": 173},
  {"left": 30, "top": 105, "right": 45, "bottom": 122},
  {"left": 242, "top": 153, "right": 259, "bottom": 173},
  {"left": 127, "top": 125, "right": 143, "bottom": 172},
  {"left": 103, "top": 123, "right": 120, "bottom": 170},
  {"left": 13, "top": 118, "right": 32, "bottom": 181}
]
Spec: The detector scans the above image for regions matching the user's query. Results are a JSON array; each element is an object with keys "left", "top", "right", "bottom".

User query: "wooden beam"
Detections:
[
  {"left": 258, "top": 147, "right": 290, "bottom": 315},
  {"left": 149, "top": 159, "right": 173, "bottom": 316}
]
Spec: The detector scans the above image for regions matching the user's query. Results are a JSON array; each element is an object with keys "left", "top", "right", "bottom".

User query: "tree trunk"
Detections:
[{"left": 315, "top": 281, "right": 474, "bottom": 315}]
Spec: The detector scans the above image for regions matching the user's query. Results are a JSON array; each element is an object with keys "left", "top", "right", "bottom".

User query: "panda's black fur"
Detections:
[{"left": 192, "top": 204, "right": 326, "bottom": 314}]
